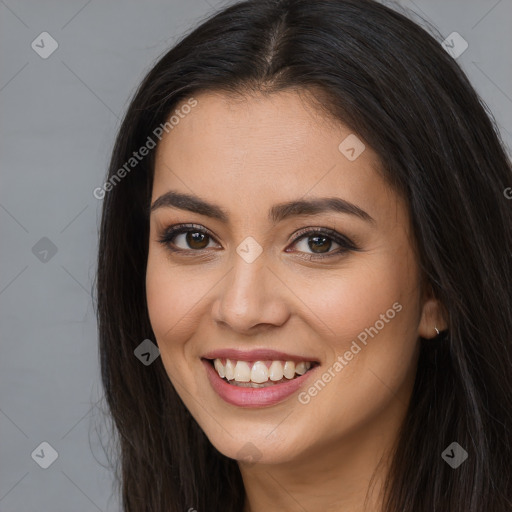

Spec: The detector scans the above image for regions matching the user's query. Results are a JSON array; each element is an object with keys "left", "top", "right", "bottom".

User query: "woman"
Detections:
[{"left": 95, "top": 0, "right": 512, "bottom": 510}]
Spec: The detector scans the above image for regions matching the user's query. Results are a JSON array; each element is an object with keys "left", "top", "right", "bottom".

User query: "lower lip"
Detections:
[{"left": 202, "top": 359, "right": 317, "bottom": 408}]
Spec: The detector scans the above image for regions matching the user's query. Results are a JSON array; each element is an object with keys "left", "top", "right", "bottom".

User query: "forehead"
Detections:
[{"left": 152, "top": 89, "right": 398, "bottom": 224}]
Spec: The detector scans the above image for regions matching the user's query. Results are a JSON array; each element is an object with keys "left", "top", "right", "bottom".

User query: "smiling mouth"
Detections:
[{"left": 204, "top": 358, "right": 319, "bottom": 388}]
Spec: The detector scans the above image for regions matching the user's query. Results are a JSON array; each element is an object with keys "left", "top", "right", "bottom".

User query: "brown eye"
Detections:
[
  {"left": 287, "top": 228, "right": 358, "bottom": 260},
  {"left": 184, "top": 231, "right": 210, "bottom": 250},
  {"left": 306, "top": 235, "right": 332, "bottom": 253},
  {"left": 157, "top": 224, "right": 219, "bottom": 252}
]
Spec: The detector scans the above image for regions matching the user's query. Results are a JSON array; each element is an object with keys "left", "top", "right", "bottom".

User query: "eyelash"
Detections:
[{"left": 157, "top": 223, "right": 359, "bottom": 261}]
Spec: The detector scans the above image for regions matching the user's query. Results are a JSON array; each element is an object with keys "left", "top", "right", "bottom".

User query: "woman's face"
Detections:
[{"left": 146, "top": 89, "right": 443, "bottom": 466}]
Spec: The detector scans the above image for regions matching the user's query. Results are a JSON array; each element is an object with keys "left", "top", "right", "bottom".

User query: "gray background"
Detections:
[{"left": 1, "top": 0, "right": 510, "bottom": 510}]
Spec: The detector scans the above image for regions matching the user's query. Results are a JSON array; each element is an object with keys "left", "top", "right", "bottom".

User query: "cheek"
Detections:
[
  {"left": 292, "top": 254, "right": 420, "bottom": 438},
  {"left": 146, "top": 257, "right": 173, "bottom": 337},
  {"left": 305, "top": 243, "right": 422, "bottom": 389},
  {"left": 309, "top": 257, "right": 418, "bottom": 344},
  {"left": 145, "top": 252, "right": 198, "bottom": 352}
]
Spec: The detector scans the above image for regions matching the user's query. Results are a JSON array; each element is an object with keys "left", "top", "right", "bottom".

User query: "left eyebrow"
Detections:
[
  {"left": 269, "top": 196, "right": 375, "bottom": 225},
  {"left": 149, "top": 190, "right": 376, "bottom": 225}
]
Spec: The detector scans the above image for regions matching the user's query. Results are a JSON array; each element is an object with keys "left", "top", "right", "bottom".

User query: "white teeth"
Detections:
[
  {"left": 283, "top": 361, "right": 296, "bottom": 379},
  {"left": 212, "top": 358, "right": 315, "bottom": 383},
  {"left": 295, "top": 361, "right": 307, "bottom": 375},
  {"left": 214, "top": 359, "right": 225, "bottom": 378},
  {"left": 250, "top": 361, "right": 269, "bottom": 383},
  {"left": 234, "top": 361, "right": 251, "bottom": 382},
  {"left": 225, "top": 359, "right": 235, "bottom": 380},
  {"left": 269, "top": 360, "right": 284, "bottom": 381}
]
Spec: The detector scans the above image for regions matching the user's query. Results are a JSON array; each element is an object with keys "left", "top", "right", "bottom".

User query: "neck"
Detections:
[{"left": 239, "top": 398, "right": 405, "bottom": 512}]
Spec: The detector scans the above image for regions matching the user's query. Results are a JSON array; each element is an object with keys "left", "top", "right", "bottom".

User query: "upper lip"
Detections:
[{"left": 201, "top": 348, "right": 319, "bottom": 363}]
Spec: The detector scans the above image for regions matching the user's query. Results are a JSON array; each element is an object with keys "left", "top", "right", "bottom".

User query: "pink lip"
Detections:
[
  {"left": 202, "top": 348, "right": 318, "bottom": 364},
  {"left": 202, "top": 359, "right": 318, "bottom": 408}
]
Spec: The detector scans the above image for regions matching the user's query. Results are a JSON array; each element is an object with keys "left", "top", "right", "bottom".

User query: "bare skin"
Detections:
[{"left": 145, "top": 89, "right": 447, "bottom": 512}]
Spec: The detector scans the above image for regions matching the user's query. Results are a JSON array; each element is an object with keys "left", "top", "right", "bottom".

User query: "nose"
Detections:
[{"left": 212, "top": 254, "right": 290, "bottom": 334}]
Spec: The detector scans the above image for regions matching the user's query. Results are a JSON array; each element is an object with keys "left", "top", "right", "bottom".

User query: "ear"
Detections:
[{"left": 418, "top": 284, "right": 448, "bottom": 339}]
